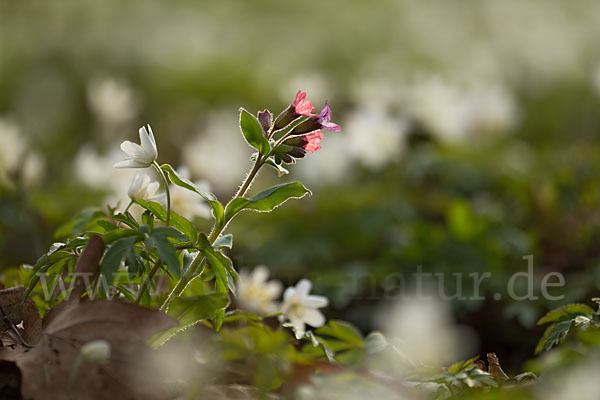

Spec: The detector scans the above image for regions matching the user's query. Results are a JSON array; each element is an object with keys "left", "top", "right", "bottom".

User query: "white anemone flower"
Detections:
[
  {"left": 114, "top": 125, "right": 158, "bottom": 168},
  {"left": 237, "top": 266, "right": 283, "bottom": 314},
  {"left": 280, "top": 279, "right": 328, "bottom": 339},
  {"left": 127, "top": 173, "right": 162, "bottom": 202}
]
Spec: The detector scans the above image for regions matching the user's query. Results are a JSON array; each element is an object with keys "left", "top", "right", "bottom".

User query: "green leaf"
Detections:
[
  {"left": 197, "top": 234, "right": 237, "bottom": 295},
  {"left": 97, "top": 220, "right": 118, "bottom": 232},
  {"left": 102, "top": 227, "right": 144, "bottom": 245},
  {"left": 447, "top": 356, "right": 481, "bottom": 374},
  {"left": 54, "top": 209, "right": 106, "bottom": 239},
  {"left": 264, "top": 157, "right": 289, "bottom": 176},
  {"left": 112, "top": 212, "right": 140, "bottom": 229},
  {"left": 239, "top": 108, "right": 270, "bottom": 154},
  {"left": 213, "top": 234, "right": 233, "bottom": 249},
  {"left": 316, "top": 320, "right": 364, "bottom": 346},
  {"left": 147, "top": 228, "right": 182, "bottom": 278},
  {"left": 537, "top": 304, "right": 595, "bottom": 325},
  {"left": 100, "top": 236, "right": 137, "bottom": 288},
  {"left": 535, "top": 319, "right": 575, "bottom": 354},
  {"left": 148, "top": 293, "right": 229, "bottom": 347},
  {"left": 160, "top": 164, "right": 225, "bottom": 229},
  {"left": 311, "top": 321, "right": 365, "bottom": 365},
  {"left": 135, "top": 199, "right": 197, "bottom": 243},
  {"left": 224, "top": 182, "right": 311, "bottom": 221}
]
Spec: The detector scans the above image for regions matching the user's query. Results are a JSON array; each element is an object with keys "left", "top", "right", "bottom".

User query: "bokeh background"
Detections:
[{"left": 3, "top": 0, "right": 600, "bottom": 371}]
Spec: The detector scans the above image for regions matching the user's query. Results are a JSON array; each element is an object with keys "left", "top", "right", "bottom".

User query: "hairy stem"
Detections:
[
  {"left": 159, "top": 155, "right": 267, "bottom": 312},
  {"left": 153, "top": 161, "right": 171, "bottom": 226},
  {"left": 135, "top": 259, "right": 162, "bottom": 304},
  {"left": 116, "top": 200, "right": 134, "bottom": 228}
]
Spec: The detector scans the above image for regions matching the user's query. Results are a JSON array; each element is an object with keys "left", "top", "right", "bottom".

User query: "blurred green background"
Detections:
[{"left": 3, "top": 0, "right": 600, "bottom": 371}]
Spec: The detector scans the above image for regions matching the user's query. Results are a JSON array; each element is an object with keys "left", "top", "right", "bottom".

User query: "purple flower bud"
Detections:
[
  {"left": 273, "top": 105, "right": 301, "bottom": 131},
  {"left": 289, "top": 116, "right": 322, "bottom": 136},
  {"left": 257, "top": 109, "right": 273, "bottom": 135}
]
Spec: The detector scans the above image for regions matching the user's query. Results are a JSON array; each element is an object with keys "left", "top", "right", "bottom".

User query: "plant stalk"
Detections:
[{"left": 152, "top": 162, "right": 171, "bottom": 226}]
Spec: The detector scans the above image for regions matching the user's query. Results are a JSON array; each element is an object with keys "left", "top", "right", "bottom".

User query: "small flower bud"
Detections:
[
  {"left": 289, "top": 116, "right": 321, "bottom": 136},
  {"left": 272, "top": 105, "right": 301, "bottom": 131},
  {"left": 257, "top": 109, "right": 273, "bottom": 135},
  {"left": 80, "top": 340, "right": 111, "bottom": 364}
]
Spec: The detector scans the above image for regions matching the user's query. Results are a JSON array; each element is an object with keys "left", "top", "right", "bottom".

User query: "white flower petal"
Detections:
[
  {"left": 146, "top": 181, "right": 161, "bottom": 197},
  {"left": 301, "top": 295, "right": 328, "bottom": 309},
  {"left": 139, "top": 125, "right": 158, "bottom": 161},
  {"left": 289, "top": 316, "right": 306, "bottom": 339},
  {"left": 252, "top": 266, "right": 270, "bottom": 284},
  {"left": 303, "top": 309, "right": 326, "bottom": 328},
  {"left": 264, "top": 281, "right": 283, "bottom": 299},
  {"left": 283, "top": 287, "right": 296, "bottom": 302},
  {"left": 295, "top": 279, "right": 312, "bottom": 297},
  {"left": 114, "top": 158, "right": 147, "bottom": 168},
  {"left": 120, "top": 141, "right": 143, "bottom": 158},
  {"left": 146, "top": 124, "right": 157, "bottom": 148}
]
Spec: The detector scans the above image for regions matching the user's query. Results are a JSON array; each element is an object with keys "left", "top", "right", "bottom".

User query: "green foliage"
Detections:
[
  {"left": 305, "top": 320, "right": 366, "bottom": 365},
  {"left": 160, "top": 164, "right": 225, "bottom": 228},
  {"left": 225, "top": 182, "right": 311, "bottom": 221},
  {"left": 239, "top": 108, "right": 270, "bottom": 155},
  {"left": 535, "top": 303, "right": 598, "bottom": 354},
  {"left": 99, "top": 236, "right": 138, "bottom": 289},
  {"left": 150, "top": 293, "right": 229, "bottom": 347},
  {"left": 135, "top": 199, "right": 197, "bottom": 243}
]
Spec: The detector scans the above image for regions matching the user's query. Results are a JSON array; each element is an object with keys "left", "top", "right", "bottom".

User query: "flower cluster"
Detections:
[
  {"left": 269, "top": 90, "right": 341, "bottom": 166},
  {"left": 237, "top": 266, "right": 329, "bottom": 339}
]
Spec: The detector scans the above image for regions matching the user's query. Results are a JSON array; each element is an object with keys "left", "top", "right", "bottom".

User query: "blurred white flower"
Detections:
[
  {"left": 183, "top": 111, "right": 251, "bottom": 192},
  {"left": 74, "top": 145, "right": 155, "bottom": 210},
  {"left": 537, "top": 360, "right": 600, "bottom": 400},
  {"left": 87, "top": 75, "right": 140, "bottom": 125},
  {"left": 280, "top": 279, "right": 328, "bottom": 339},
  {"left": 295, "top": 134, "right": 353, "bottom": 186},
  {"left": 406, "top": 76, "right": 517, "bottom": 142},
  {"left": 375, "top": 297, "right": 476, "bottom": 370},
  {"left": 80, "top": 340, "right": 111, "bottom": 364},
  {"left": 127, "top": 173, "right": 161, "bottom": 202},
  {"left": 168, "top": 167, "right": 211, "bottom": 220},
  {"left": 114, "top": 125, "right": 158, "bottom": 168},
  {"left": 0, "top": 117, "right": 45, "bottom": 187},
  {"left": 345, "top": 106, "right": 408, "bottom": 169},
  {"left": 237, "top": 266, "right": 283, "bottom": 314}
]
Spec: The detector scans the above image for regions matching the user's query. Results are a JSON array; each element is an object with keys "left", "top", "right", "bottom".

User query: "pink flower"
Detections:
[
  {"left": 292, "top": 90, "right": 315, "bottom": 116},
  {"left": 318, "top": 101, "right": 341, "bottom": 132},
  {"left": 303, "top": 130, "right": 323, "bottom": 153}
]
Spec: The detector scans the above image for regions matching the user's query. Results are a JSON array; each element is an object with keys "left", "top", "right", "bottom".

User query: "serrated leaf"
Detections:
[
  {"left": 537, "top": 303, "right": 595, "bottom": 325},
  {"left": 100, "top": 236, "right": 137, "bottom": 289},
  {"left": 112, "top": 212, "right": 140, "bottom": 229},
  {"left": 135, "top": 199, "right": 197, "bottom": 243},
  {"left": 102, "top": 228, "right": 144, "bottom": 245},
  {"left": 239, "top": 108, "right": 270, "bottom": 154},
  {"left": 54, "top": 209, "right": 105, "bottom": 239},
  {"left": 312, "top": 321, "right": 365, "bottom": 365},
  {"left": 147, "top": 228, "right": 182, "bottom": 278},
  {"left": 224, "top": 182, "right": 310, "bottom": 221},
  {"left": 213, "top": 234, "right": 233, "bottom": 249},
  {"left": 97, "top": 220, "right": 118, "bottom": 232},
  {"left": 197, "top": 234, "right": 237, "bottom": 296},
  {"left": 535, "top": 319, "right": 574, "bottom": 354},
  {"left": 447, "top": 356, "right": 480, "bottom": 374},
  {"left": 149, "top": 293, "right": 229, "bottom": 347},
  {"left": 160, "top": 164, "right": 224, "bottom": 229}
]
